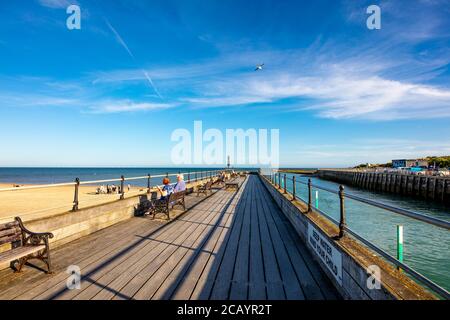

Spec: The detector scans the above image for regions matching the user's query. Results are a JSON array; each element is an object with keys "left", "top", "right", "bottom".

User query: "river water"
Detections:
[{"left": 280, "top": 173, "right": 450, "bottom": 294}]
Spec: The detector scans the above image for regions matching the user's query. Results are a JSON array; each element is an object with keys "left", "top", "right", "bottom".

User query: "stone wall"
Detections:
[{"left": 317, "top": 169, "right": 449, "bottom": 204}]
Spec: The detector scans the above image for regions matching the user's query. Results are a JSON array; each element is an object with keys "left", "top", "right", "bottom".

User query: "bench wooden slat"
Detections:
[
  {"left": 0, "top": 234, "right": 22, "bottom": 246},
  {"left": 0, "top": 227, "right": 20, "bottom": 238},
  {"left": 0, "top": 245, "right": 46, "bottom": 264},
  {"left": 0, "top": 221, "right": 19, "bottom": 231}
]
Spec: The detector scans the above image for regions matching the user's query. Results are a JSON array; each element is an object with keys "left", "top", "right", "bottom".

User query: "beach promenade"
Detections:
[{"left": 0, "top": 175, "right": 338, "bottom": 300}]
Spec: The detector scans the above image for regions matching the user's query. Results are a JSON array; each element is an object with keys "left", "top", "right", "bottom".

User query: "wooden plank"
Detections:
[
  {"left": 13, "top": 193, "right": 215, "bottom": 300},
  {"left": 0, "top": 217, "right": 159, "bottom": 298},
  {"left": 247, "top": 178, "right": 266, "bottom": 300},
  {"left": 229, "top": 177, "right": 254, "bottom": 299},
  {"left": 0, "top": 191, "right": 210, "bottom": 296},
  {"left": 170, "top": 191, "right": 237, "bottom": 300},
  {"left": 257, "top": 181, "right": 305, "bottom": 300},
  {"left": 257, "top": 180, "right": 338, "bottom": 300},
  {"left": 208, "top": 179, "right": 250, "bottom": 299},
  {"left": 64, "top": 198, "right": 221, "bottom": 300},
  {"left": 194, "top": 179, "right": 250, "bottom": 299},
  {"left": 156, "top": 187, "right": 241, "bottom": 300},
  {"left": 87, "top": 194, "right": 226, "bottom": 300},
  {"left": 130, "top": 194, "right": 231, "bottom": 300},
  {"left": 253, "top": 179, "right": 285, "bottom": 300}
]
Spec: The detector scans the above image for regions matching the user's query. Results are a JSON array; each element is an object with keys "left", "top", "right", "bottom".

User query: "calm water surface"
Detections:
[{"left": 279, "top": 173, "right": 450, "bottom": 293}]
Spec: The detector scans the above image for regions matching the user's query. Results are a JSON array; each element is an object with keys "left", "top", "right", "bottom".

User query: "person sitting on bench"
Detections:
[
  {"left": 174, "top": 174, "right": 186, "bottom": 192},
  {"left": 156, "top": 177, "right": 174, "bottom": 200}
]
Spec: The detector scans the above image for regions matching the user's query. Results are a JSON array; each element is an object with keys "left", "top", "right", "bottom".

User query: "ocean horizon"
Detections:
[{"left": 0, "top": 167, "right": 319, "bottom": 186}]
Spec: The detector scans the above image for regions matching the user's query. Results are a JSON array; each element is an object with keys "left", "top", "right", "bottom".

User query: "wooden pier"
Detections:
[{"left": 0, "top": 175, "right": 338, "bottom": 300}]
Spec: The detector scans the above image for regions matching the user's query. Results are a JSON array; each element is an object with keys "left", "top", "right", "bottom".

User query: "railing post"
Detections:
[
  {"left": 72, "top": 178, "right": 80, "bottom": 211},
  {"left": 307, "top": 178, "right": 312, "bottom": 213},
  {"left": 397, "top": 225, "right": 404, "bottom": 271},
  {"left": 292, "top": 175, "right": 296, "bottom": 200},
  {"left": 187, "top": 172, "right": 190, "bottom": 183},
  {"left": 166, "top": 172, "right": 169, "bottom": 178},
  {"left": 120, "top": 175, "right": 125, "bottom": 200},
  {"left": 195, "top": 172, "right": 198, "bottom": 182},
  {"left": 278, "top": 173, "right": 281, "bottom": 188},
  {"left": 338, "top": 185, "right": 346, "bottom": 239},
  {"left": 284, "top": 174, "right": 287, "bottom": 194},
  {"left": 147, "top": 174, "right": 151, "bottom": 194}
]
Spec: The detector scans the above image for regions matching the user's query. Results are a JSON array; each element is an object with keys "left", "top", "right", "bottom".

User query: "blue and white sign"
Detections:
[{"left": 308, "top": 223, "right": 343, "bottom": 286}]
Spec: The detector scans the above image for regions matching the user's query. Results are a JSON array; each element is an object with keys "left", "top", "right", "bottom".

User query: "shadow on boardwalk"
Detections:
[{"left": 0, "top": 176, "right": 339, "bottom": 300}]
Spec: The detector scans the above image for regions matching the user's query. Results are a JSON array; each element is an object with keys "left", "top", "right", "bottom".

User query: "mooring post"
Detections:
[
  {"left": 72, "top": 178, "right": 80, "bottom": 212},
  {"left": 397, "top": 225, "right": 404, "bottom": 271},
  {"left": 284, "top": 174, "right": 287, "bottom": 193},
  {"left": 307, "top": 178, "right": 312, "bottom": 213},
  {"left": 147, "top": 174, "right": 151, "bottom": 194},
  {"left": 338, "top": 185, "right": 346, "bottom": 238},
  {"left": 292, "top": 175, "right": 296, "bottom": 200},
  {"left": 120, "top": 175, "right": 125, "bottom": 200}
]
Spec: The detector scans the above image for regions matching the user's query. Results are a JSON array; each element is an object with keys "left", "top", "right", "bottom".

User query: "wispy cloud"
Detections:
[
  {"left": 104, "top": 19, "right": 135, "bottom": 59},
  {"left": 86, "top": 28, "right": 450, "bottom": 120},
  {"left": 87, "top": 100, "right": 174, "bottom": 114},
  {"left": 38, "top": 0, "right": 76, "bottom": 9},
  {"left": 103, "top": 18, "right": 163, "bottom": 100}
]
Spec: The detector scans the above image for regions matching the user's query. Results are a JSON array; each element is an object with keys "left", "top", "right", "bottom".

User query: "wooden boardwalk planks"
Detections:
[{"left": 0, "top": 175, "right": 339, "bottom": 300}]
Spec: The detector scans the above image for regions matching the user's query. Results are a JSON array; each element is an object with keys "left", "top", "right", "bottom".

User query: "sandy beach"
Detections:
[{"left": 0, "top": 183, "right": 149, "bottom": 223}]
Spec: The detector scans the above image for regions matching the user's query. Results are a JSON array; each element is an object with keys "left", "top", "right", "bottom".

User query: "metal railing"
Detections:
[
  {"left": 263, "top": 171, "right": 450, "bottom": 299},
  {"left": 0, "top": 169, "right": 225, "bottom": 213}
]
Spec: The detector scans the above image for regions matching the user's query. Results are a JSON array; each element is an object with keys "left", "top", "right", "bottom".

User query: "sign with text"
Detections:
[{"left": 308, "top": 223, "right": 343, "bottom": 286}]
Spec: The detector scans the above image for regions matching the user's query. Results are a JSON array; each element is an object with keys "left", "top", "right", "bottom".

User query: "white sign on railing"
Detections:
[{"left": 308, "top": 223, "right": 343, "bottom": 286}]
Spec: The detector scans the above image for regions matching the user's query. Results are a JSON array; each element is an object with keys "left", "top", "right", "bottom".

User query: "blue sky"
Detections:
[{"left": 0, "top": 0, "right": 449, "bottom": 167}]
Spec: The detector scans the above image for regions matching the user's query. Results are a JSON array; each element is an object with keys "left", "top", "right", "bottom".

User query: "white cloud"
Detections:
[
  {"left": 87, "top": 100, "right": 174, "bottom": 114},
  {"left": 38, "top": 0, "right": 74, "bottom": 9},
  {"left": 86, "top": 39, "right": 450, "bottom": 120}
]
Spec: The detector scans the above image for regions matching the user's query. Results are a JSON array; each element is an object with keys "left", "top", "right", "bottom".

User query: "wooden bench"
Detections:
[
  {"left": 197, "top": 180, "right": 213, "bottom": 196},
  {"left": 225, "top": 178, "right": 242, "bottom": 191},
  {"left": 212, "top": 176, "right": 226, "bottom": 187},
  {"left": 145, "top": 191, "right": 186, "bottom": 220},
  {"left": 0, "top": 217, "right": 53, "bottom": 274}
]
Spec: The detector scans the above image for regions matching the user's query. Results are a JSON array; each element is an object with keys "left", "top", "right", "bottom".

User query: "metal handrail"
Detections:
[
  {"left": 0, "top": 169, "right": 222, "bottom": 192},
  {"left": 282, "top": 176, "right": 450, "bottom": 230},
  {"left": 262, "top": 173, "right": 450, "bottom": 299},
  {"left": 309, "top": 202, "right": 450, "bottom": 300}
]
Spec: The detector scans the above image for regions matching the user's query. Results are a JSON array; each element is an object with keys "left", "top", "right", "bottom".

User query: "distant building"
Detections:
[{"left": 392, "top": 159, "right": 429, "bottom": 168}]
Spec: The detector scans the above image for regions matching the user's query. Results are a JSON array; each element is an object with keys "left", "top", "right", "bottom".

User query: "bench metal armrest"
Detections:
[{"left": 15, "top": 217, "right": 54, "bottom": 246}]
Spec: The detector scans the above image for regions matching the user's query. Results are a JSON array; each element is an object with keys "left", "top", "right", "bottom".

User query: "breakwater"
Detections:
[{"left": 317, "top": 170, "right": 450, "bottom": 204}]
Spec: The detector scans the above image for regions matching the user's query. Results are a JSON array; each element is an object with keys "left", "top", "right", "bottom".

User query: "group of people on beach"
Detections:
[{"left": 96, "top": 184, "right": 131, "bottom": 195}]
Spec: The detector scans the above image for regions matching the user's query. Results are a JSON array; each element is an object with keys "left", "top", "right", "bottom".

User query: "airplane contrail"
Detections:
[{"left": 104, "top": 18, "right": 163, "bottom": 100}]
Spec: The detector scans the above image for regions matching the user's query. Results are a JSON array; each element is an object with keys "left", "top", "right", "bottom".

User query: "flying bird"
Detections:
[{"left": 255, "top": 63, "right": 264, "bottom": 71}]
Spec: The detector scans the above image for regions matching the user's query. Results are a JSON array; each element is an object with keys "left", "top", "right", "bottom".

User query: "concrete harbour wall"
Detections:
[{"left": 317, "top": 170, "right": 450, "bottom": 204}]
